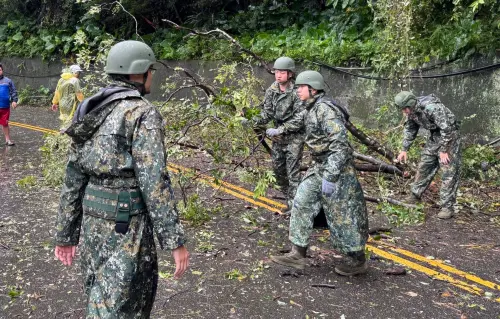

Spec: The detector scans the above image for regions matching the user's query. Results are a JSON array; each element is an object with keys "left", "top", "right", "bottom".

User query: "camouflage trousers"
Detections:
[
  {"left": 271, "top": 134, "right": 305, "bottom": 208},
  {"left": 80, "top": 213, "right": 158, "bottom": 318},
  {"left": 411, "top": 134, "right": 461, "bottom": 209},
  {"left": 289, "top": 163, "right": 368, "bottom": 253}
]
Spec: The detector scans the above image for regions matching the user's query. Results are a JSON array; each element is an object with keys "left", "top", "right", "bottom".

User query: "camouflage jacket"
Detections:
[
  {"left": 55, "top": 84, "right": 185, "bottom": 250},
  {"left": 402, "top": 94, "right": 458, "bottom": 153},
  {"left": 304, "top": 93, "right": 353, "bottom": 182},
  {"left": 252, "top": 81, "right": 305, "bottom": 135}
]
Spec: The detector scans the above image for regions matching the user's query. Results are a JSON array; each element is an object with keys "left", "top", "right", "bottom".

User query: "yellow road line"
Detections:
[
  {"left": 10, "top": 121, "right": 58, "bottom": 134},
  {"left": 168, "top": 162, "right": 286, "bottom": 209},
  {"left": 168, "top": 164, "right": 281, "bottom": 212},
  {"left": 367, "top": 245, "right": 484, "bottom": 296},
  {"left": 374, "top": 242, "right": 500, "bottom": 291},
  {"left": 13, "top": 121, "right": 500, "bottom": 302},
  {"left": 10, "top": 121, "right": 58, "bottom": 133}
]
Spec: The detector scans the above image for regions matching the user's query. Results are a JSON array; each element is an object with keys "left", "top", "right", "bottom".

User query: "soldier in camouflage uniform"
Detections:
[
  {"left": 395, "top": 91, "right": 461, "bottom": 219},
  {"left": 248, "top": 57, "right": 305, "bottom": 213},
  {"left": 54, "top": 40, "right": 190, "bottom": 318},
  {"left": 271, "top": 71, "right": 369, "bottom": 276}
]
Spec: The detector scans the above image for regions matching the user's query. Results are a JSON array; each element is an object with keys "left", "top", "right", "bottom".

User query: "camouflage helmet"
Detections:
[
  {"left": 105, "top": 40, "right": 156, "bottom": 75},
  {"left": 273, "top": 57, "right": 295, "bottom": 72},
  {"left": 295, "top": 70, "right": 325, "bottom": 90},
  {"left": 394, "top": 91, "right": 417, "bottom": 109}
]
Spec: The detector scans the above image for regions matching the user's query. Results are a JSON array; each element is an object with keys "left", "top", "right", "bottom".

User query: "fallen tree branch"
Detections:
[
  {"left": 364, "top": 195, "right": 420, "bottom": 209},
  {"left": 354, "top": 152, "right": 403, "bottom": 176},
  {"left": 345, "top": 121, "right": 396, "bottom": 163},
  {"left": 162, "top": 19, "right": 273, "bottom": 74},
  {"left": 354, "top": 163, "right": 402, "bottom": 176},
  {"left": 233, "top": 134, "right": 267, "bottom": 170},
  {"left": 486, "top": 136, "right": 500, "bottom": 146},
  {"left": 256, "top": 129, "right": 272, "bottom": 155},
  {"left": 156, "top": 61, "right": 216, "bottom": 99},
  {"left": 159, "top": 21, "right": 402, "bottom": 168}
]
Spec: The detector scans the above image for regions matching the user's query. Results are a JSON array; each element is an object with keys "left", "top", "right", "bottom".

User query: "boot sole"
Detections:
[
  {"left": 437, "top": 211, "right": 455, "bottom": 219},
  {"left": 437, "top": 214, "right": 453, "bottom": 219},
  {"left": 334, "top": 263, "right": 368, "bottom": 276},
  {"left": 270, "top": 256, "right": 305, "bottom": 270}
]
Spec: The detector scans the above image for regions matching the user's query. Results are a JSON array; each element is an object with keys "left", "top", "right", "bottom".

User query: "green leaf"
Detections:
[{"left": 12, "top": 32, "right": 23, "bottom": 41}]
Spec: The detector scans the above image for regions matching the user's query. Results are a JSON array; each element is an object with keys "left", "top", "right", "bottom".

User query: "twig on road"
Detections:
[
  {"left": 162, "top": 289, "right": 191, "bottom": 307},
  {"left": 364, "top": 195, "right": 420, "bottom": 209},
  {"left": 311, "top": 284, "right": 336, "bottom": 289},
  {"left": 0, "top": 241, "right": 10, "bottom": 249}
]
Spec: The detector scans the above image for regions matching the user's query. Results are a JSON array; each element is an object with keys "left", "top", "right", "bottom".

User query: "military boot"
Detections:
[
  {"left": 334, "top": 251, "right": 368, "bottom": 276},
  {"left": 405, "top": 193, "right": 421, "bottom": 205},
  {"left": 270, "top": 245, "right": 307, "bottom": 270},
  {"left": 437, "top": 207, "right": 454, "bottom": 219}
]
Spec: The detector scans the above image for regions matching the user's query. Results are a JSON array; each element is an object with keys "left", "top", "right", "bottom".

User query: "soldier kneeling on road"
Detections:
[
  {"left": 271, "top": 70, "right": 369, "bottom": 276},
  {"left": 394, "top": 91, "right": 461, "bottom": 219}
]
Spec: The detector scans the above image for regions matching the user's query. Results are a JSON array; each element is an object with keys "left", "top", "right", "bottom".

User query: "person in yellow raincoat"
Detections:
[{"left": 51, "top": 65, "right": 84, "bottom": 122}]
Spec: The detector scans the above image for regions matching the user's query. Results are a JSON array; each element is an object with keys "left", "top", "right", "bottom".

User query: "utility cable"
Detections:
[
  {"left": 311, "top": 60, "right": 500, "bottom": 80},
  {"left": 3, "top": 60, "right": 500, "bottom": 80}
]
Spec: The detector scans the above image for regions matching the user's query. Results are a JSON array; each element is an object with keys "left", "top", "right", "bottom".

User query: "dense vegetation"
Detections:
[
  {"left": 1, "top": 0, "right": 498, "bottom": 73},
  {"left": 7, "top": 1, "right": 497, "bottom": 226}
]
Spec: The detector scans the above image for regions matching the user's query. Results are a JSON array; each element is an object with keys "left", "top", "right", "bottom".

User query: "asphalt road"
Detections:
[{"left": 0, "top": 106, "right": 499, "bottom": 319}]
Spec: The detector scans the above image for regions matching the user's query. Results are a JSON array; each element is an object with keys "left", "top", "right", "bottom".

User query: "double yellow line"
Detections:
[
  {"left": 10, "top": 121, "right": 58, "bottom": 134},
  {"left": 168, "top": 162, "right": 286, "bottom": 213},
  {"left": 368, "top": 241, "right": 500, "bottom": 301},
  {"left": 12, "top": 121, "right": 500, "bottom": 303}
]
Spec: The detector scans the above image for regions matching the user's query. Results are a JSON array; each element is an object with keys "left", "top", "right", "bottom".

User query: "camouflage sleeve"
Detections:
[
  {"left": 402, "top": 117, "right": 419, "bottom": 151},
  {"left": 132, "top": 107, "right": 186, "bottom": 250},
  {"left": 55, "top": 145, "right": 88, "bottom": 246},
  {"left": 280, "top": 95, "right": 305, "bottom": 134},
  {"left": 252, "top": 89, "right": 274, "bottom": 126},
  {"left": 431, "top": 104, "right": 456, "bottom": 153},
  {"left": 321, "top": 105, "right": 353, "bottom": 182}
]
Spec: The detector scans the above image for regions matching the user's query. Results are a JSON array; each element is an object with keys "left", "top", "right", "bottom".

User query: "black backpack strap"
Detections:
[{"left": 319, "top": 97, "right": 350, "bottom": 122}]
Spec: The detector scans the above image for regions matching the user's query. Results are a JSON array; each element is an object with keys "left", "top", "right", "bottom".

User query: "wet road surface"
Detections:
[{"left": 1, "top": 106, "right": 499, "bottom": 318}]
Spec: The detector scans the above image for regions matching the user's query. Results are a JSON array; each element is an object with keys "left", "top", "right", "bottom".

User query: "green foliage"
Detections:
[
  {"left": 39, "top": 133, "right": 71, "bottom": 187},
  {"left": 461, "top": 144, "right": 499, "bottom": 181},
  {"left": 253, "top": 170, "right": 277, "bottom": 198},
  {"left": 225, "top": 268, "right": 247, "bottom": 281},
  {"left": 17, "top": 85, "right": 52, "bottom": 106},
  {"left": 0, "top": 18, "right": 115, "bottom": 59},
  {"left": 196, "top": 230, "right": 215, "bottom": 252},
  {"left": 178, "top": 194, "right": 211, "bottom": 227},
  {"left": 378, "top": 202, "right": 425, "bottom": 226},
  {"left": 16, "top": 175, "right": 37, "bottom": 189},
  {"left": 1, "top": 0, "right": 498, "bottom": 73},
  {"left": 7, "top": 286, "right": 23, "bottom": 300}
]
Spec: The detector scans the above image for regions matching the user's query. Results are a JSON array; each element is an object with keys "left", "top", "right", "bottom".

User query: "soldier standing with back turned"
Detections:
[
  {"left": 53, "top": 40, "right": 189, "bottom": 317},
  {"left": 395, "top": 91, "right": 461, "bottom": 219}
]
